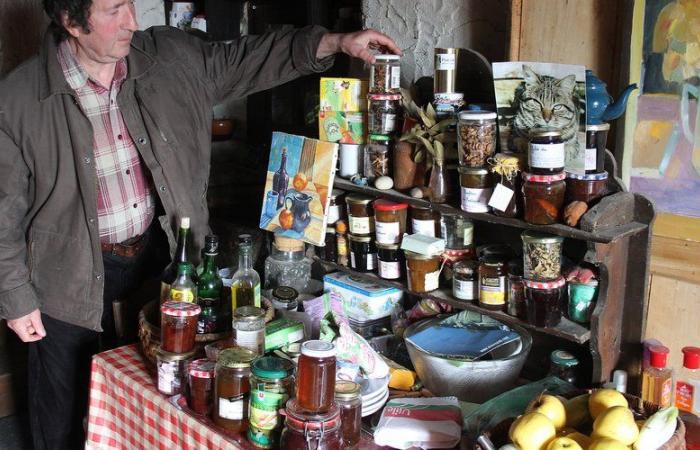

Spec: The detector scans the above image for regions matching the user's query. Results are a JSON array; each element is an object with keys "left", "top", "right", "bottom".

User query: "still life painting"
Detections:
[
  {"left": 259, "top": 132, "right": 339, "bottom": 246},
  {"left": 493, "top": 62, "right": 587, "bottom": 174}
]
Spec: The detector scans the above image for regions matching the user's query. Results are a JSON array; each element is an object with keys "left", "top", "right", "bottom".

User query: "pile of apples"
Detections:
[{"left": 501, "top": 389, "right": 675, "bottom": 450}]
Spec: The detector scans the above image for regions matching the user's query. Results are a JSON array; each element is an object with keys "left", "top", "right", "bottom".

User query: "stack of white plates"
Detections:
[{"left": 359, "top": 374, "right": 390, "bottom": 417}]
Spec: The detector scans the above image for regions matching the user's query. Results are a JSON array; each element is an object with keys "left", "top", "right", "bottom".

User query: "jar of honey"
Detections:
[
  {"left": 213, "top": 347, "right": 257, "bottom": 432},
  {"left": 405, "top": 251, "right": 442, "bottom": 293},
  {"left": 373, "top": 199, "right": 408, "bottom": 244},
  {"left": 335, "top": 381, "right": 362, "bottom": 449},
  {"left": 296, "top": 340, "right": 337, "bottom": 414},
  {"left": 160, "top": 301, "right": 201, "bottom": 353},
  {"left": 345, "top": 194, "right": 375, "bottom": 236}
]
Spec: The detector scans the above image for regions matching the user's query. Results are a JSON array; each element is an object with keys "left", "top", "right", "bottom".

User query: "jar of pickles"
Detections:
[
  {"left": 364, "top": 135, "right": 391, "bottom": 181},
  {"left": 524, "top": 277, "right": 566, "bottom": 327},
  {"left": 233, "top": 306, "right": 266, "bottom": 355},
  {"left": 376, "top": 243, "right": 403, "bottom": 280},
  {"left": 522, "top": 172, "right": 566, "bottom": 225},
  {"left": 297, "top": 340, "right": 336, "bottom": 413},
  {"left": 405, "top": 251, "right": 442, "bottom": 293},
  {"left": 213, "top": 347, "right": 256, "bottom": 432},
  {"left": 368, "top": 94, "right": 401, "bottom": 134},
  {"left": 528, "top": 128, "right": 565, "bottom": 174},
  {"left": 280, "top": 399, "right": 341, "bottom": 450},
  {"left": 160, "top": 301, "right": 201, "bottom": 353},
  {"left": 335, "top": 381, "right": 362, "bottom": 449},
  {"left": 459, "top": 166, "right": 494, "bottom": 213},
  {"left": 156, "top": 347, "right": 195, "bottom": 396},
  {"left": 188, "top": 358, "right": 215, "bottom": 416},
  {"left": 521, "top": 231, "right": 564, "bottom": 281},
  {"left": 348, "top": 234, "right": 377, "bottom": 272},
  {"left": 373, "top": 199, "right": 408, "bottom": 244},
  {"left": 370, "top": 54, "right": 401, "bottom": 94},
  {"left": 248, "top": 357, "right": 295, "bottom": 449},
  {"left": 410, "top": 205, "right": 440, "bottom": 237},
  {"left": 457, "top": 111, "right": 497, "bottom": 166},
  {"left": 565, "top": 171, "right": 608, "bottom": 205},
  {"left": 478, "top": 257, "right": 507, "bottom": 311},
  {"left": 453, "top": 260, "right": 478, "bottom": 302},
  {"left": 345, "top": 194, "right": 374, "bottom": 235}
]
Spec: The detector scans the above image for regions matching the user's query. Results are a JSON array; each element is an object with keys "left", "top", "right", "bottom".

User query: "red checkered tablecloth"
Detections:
[{"left": 86, "top": 344, "right": 248, "bottom": 450}]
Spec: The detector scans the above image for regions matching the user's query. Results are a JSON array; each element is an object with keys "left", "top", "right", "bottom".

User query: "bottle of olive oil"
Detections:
[{"left": 231, "top": 234, "right": 260, "bottom": 309}]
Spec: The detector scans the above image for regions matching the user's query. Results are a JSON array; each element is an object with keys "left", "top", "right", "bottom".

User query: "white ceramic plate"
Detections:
[
  {"left": 361, "top": 389, "right": 389, "bottom": 417},
  {"left": 360, "top": 374, "right": 390, "bottom": 403}
]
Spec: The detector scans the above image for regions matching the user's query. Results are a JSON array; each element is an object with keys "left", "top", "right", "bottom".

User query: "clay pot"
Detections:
[{"left": 393, "top": 141, "right": 417, "bottom": 191}]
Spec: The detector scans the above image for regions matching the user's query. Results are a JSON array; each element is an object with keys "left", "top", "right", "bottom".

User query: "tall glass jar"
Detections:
[
  {"left": 370, "top": 54, "right": 401, "bottom": 94},
  {"left": 364, "top": 135, "right": 391, "bottom": 181},
  {"left": 522, "top": 172, "right": 566, "bottom": 225},
  {"left": 457, "top": 111, "right": 497, "bottom": 167},
  {"left": 160, "top": 301, "right": 201, "bottom": 353},
  {"left": 233, "top": 306, "right": 266, "bottom": 355},
  {"left": 264, "top": 235, "right": 313, "bottom": 294},
  {"left": 335, "top": 381, "right": 362, "bottom": 449},
  {"left": 213, "top": 347, "right": 256, "bottom": 432},
  {"left": 248, "top": 357, "right": 295, "bottom": 449},
  {"left": 368, "top": 94, "right": 401, "bottom": 135},
  {"left": 296, "top": 341, "right": 337, "bottom": 414}
]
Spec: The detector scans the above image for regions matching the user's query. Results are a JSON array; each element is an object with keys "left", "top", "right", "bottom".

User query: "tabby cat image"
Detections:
[{"left": 512, "top": 65, "right": 580, "bottom": 157}]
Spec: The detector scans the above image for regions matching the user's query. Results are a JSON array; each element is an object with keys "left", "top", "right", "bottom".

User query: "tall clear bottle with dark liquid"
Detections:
[
  {"left": 160, "top": 217, "right": 195, "bottom": 303},
  {"left": 272, "top": 147, "right": 289, "bottom": 209},
  {"left": 231, "top": 234, "right": 261, "bottom": 309}
]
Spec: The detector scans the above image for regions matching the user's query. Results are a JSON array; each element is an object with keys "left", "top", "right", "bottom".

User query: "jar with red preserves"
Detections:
[
  {"left": 522, "top": 172, "right": 566, "bottom": 225},
  {"left": 565, "top": 171, "right": 608, "bottom": 205},
  {"left": 280, "top": 399, "right": 341, "bottom": 450},
  {"left": 188, "top": 358, "right": 215, "bottom": 416},
  {"left": 160, "top": 301, "right": 201, "bottom": 353},
  {"left": 296, "top": 340, "right": 336, "bottom": 413},
  {"left": 524, "top": 277, "right": 566, "bottom": 328}
]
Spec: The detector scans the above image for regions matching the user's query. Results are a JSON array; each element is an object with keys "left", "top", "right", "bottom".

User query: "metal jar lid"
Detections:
[
  {"left": 521, "top": 230, "right": 565, "bottom": 244},
  {"left": 189, "top": 358, "right": 216, "bottom": 378},
  {"left": 458, "top": 166, "right": 490, "bottom": 176},
  {"left": 524, "top": 277, "right": 566, "bottom": 290},
  {"left": 217, "top": 347, "right": 257, "bottom": 369},
  {"left": 347, "top": 233, "right": 373, "bottom": 243},
  {"left": 233, "top": 306, "right": 265, "bottom": 322},
  {"left": 566, "top": 170, "right": 609, "bottom": 181},
  {"left": 272, "top": 286, "right": 299, "bottom": 303},
  {"left": 251, "top": 356, "right": 294, "bottom": 379},
  {"left": 335, "top": 380, "right": 361, "bottom": 400},
  {"left": 161, "top": 301, "right": 201, "bottom": 317},
  {"left": 300, "top": 340, "right": 336, "bottom": 358},
  {"left": 550, "top": 350, "right": 580, "bottom": 367},
  {"left": 345, "top": 194, "right": 374, "bottom": 206},
  {"left": 156, "top": 347, "right": 196, "bottom": 362},
  {"left": 529, "top": 127, "right": 563, "bottom": 138}
]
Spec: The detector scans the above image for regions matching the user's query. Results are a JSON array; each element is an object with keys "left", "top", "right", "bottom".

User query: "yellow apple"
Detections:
[
  {"left": 546, "top": 436, "right": 583, "bottom": 450},
  {"left": 565, "top": 432, "right": 592, "bottom": 449},
  {"left": 509, "top": 412, "right": 557, "bottom": 450},
  {"left": 526, "top": 394, "right": 567, "bottom": 429},
  {"left": 566, "top": 394, "right": 592, "bottom": 428},
  {"left": 588, "top": 389, "right": 628, "bottom": 419},
  {"left": 592, "top": 405, "right": 639, "bottom": 446},
  {"left": 588, "top": 437, "right": 629, "bottom": 450}
]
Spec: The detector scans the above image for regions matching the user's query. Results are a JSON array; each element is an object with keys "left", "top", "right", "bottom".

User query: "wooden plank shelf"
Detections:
[
  {"left": 315, "top": 257, "right": 591, "bottom": 345},
  {"left": 332, "top": 178, "right": 647, "bottom": 244}
]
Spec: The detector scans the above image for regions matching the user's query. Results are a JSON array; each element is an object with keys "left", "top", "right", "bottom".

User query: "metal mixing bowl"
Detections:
[{"left": 404, "top": 317, "right": 532, "bottom": 403}]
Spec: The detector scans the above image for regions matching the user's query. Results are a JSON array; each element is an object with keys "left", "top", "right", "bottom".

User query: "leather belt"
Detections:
[{"left": 101, "top": 234, "right": 146, "bottom": 258}]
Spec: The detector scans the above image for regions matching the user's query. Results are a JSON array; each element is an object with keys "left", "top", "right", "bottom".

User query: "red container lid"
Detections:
[
  {"left": 522, "top": 172, "right": 566, "bottom": 183},
  {"left": 649, "top": 345, "right": 670, "bottom": 368},
  {"left": 189, "top": 358, "right": 216, "bottom": 378},
  {"left": 161, "top": 301, "right": 201, "bottom": 317},
  {"left": 368, "top": 93, "right": 402, "bottom": 101},
  {"left": 682, "top": 346, "right": 700, "bottom": 369},
  {"left": 523, "top": 277, "right": 566, "bottom": 290},
  {"left": 374, "top": 199, "right": 409, "bottom": 212}
]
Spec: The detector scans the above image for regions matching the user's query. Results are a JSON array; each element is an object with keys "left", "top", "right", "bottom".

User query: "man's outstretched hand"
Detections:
[{"left": 317, "top": 29, "right": 402, "bottom": 63}]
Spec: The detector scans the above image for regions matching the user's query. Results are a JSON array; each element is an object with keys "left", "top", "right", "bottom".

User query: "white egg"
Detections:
[
  {"left": 410, "top": 187, "right": 424, "bottom": 198},
  {"left": 374, "top": 176, "right": 393, "bottom": 190}
]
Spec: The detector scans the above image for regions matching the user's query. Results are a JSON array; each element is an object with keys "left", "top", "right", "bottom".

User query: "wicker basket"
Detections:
[{"left": 475, "top": 391, "right": 686, "bottom": 450}]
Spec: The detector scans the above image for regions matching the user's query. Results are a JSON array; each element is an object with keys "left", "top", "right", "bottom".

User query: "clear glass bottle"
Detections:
[
  {"left": 197, "top": 235, "right": 223, "bottom": 334},
  {"left": 428, "top": 159, "right": 449, "bottom": 203},
  {"left": 676, "top": 346, "right": 700, "bottom": 415},
  {"left": 642, "top": 345, "right": 674, "bottom": 408},
  {"left": 231, "top": 234, "right": 261, "bottom": 309},
  {"left": 264, "top": 235, "right": 313, "bottom": 294},
  {"left": 170, "top": 262, "right": 197, "bottom": 303}
]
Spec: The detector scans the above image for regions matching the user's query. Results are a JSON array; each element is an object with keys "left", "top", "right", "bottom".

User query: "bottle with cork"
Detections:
[
  {"left": 641, "top": 344, "right": 674, "bottom": 407},
  {"left": 676, "top": 346, "right": 700, "bottom": 416}
]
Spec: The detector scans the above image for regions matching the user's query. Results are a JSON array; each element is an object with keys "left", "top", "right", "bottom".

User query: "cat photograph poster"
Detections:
[{"left": 492, "top": 62, "right": 587, "bottom": 174}]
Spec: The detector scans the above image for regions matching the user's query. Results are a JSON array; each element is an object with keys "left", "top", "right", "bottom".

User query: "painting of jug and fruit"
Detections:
[{"left": 259, "top": 132, "right": 339, "bottom": 246}]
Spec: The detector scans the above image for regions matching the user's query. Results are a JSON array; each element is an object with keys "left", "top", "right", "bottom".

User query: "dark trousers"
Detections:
[{"left": 27, "top": 224, "right": 169, "bottom": 450}]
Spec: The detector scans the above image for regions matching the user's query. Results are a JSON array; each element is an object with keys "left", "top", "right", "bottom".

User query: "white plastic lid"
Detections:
[
  {"left": 180, "top": 217, "right": 190, "bottom": 228},
  {"left": 459, "top": 110, "right": 497, "bottom": 121},
  {"left": 301, "top": 340, "right": 337, "bottom": 358},
  {"left": 375, "top": 54, "right": 400, "bottom": 61}
]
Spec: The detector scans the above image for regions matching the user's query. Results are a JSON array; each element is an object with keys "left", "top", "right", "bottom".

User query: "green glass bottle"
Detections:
[
  {"left": 231, "top": 234, "right": 261, "bottom": 309},
  {"left": 169, "top": 262, "right": 197, "bottom": 302},
  {"left": 160, "top": 217, "right": 196, "bottom": 303},
  {"left": 197, "top": 235, "right": 223, "bottom": 333}
]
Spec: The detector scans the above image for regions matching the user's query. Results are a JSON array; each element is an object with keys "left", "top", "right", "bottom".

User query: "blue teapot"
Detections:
[{"left": 586, "top": 70, "right": 637, "bottom": 125}]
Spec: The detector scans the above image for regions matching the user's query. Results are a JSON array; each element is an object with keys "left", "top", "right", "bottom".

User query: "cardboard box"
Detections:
[
  {"left": 265, "top": 318, "right": 304, "bottom": 352},
  {"left": 323, "top": 272, "right": 403, "bottom": 321},
  {"left": 320, "top": 77, "right": 368, "bottom": 112},
  {"left": 318, "top": 111, "right": 366, "bottom": 144}
]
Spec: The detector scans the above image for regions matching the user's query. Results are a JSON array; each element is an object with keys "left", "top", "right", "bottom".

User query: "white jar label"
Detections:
[
  {"left": 424, "top": 270, "right": 440, "bottom": 292},
  {"left": 219, "top": 395, "right": 247, "bottom": 420},
  {"left": 234, "top": 329, "right": 264, "bottom": 353},
  {"left": 488, "top": 183, "right": 515, "bottom": 212},
  {"left": 453, "top": 279, "right": 476, "bottom": 300},
  {"left": 379, "top": 260, "right": 401, "bottom": 279},
  {"left": 366, "top": 252, "right": 377, "bottom": 270},
  {"left": 375, "top": 221, "right": 401, "bottom": 243},
  {"left": 585, "top": 147, "right": 597, "bottom": 171},
  {"left": 529, "top": 142, "right": 565, "bottom": 169},
  {"left": 461, "top": 187, "right": 492, "bottom": 213},
  {"left": 383, "top": 113, "right": 397, "bottom": 132},
  {"left": 157, "top": 360, "right": 179, "bottom": 395},
  {"left": 436, "top": 53, "right": 456, "bottom": 71},
  {"left": 390, "top": 66, "right": 401, "bottom": 89},
  {"left": 412, "top": 218, "right": 436, "bottom": 236},
  {"left": 349, "top": 216, "right": 373, "bottom": 234}
]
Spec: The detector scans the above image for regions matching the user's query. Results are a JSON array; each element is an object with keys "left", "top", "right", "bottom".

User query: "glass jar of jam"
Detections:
[
  {"left": 248, "top": 356, "right": 295, "bottom": 449},
  {"left": 348, "top": 234, "right": 377, "bottom": 272},
  {"left": 373, "top": 199, "right": 408, "bottom": 244},
  {"left": 280, "top": 399, "right": 341, "bottom": 450},
  {"left": 440, "top": 213, "right": 474, "bottom": 250},
  {"left": 368, "top": 94, "right": 401, "bottom": 135},
  {"left": 345, "top": 194, "right": 374, "bottom": 236},
  {"left": 521, "top": 231, "right": 564, "bottom": 281},
  {"left": 370, "top": 54, "right": 401, "bottom": 94},
  {"left": 409, "top": 205, "right": 440, "bottom": 237},
  {"left": 233, "top": 306, "right": 266, "bottom": 355},
  {"left": 334, "top": 381, "right": 362, "bottom": 449},
  {"left": 376, "top": 242, "right": 403, "bottom": 280},
  {"left": 459, "top": 166, "right": 494, "bottom": 213},
  {"left": 528, "top": 128, "right": 565, "bottom": 174},
  {"left": 585, "top": 123, "right": 609, "bottom": 173},
  {"left": 524, "top": 277, "right": 566, "bottom": 327},
  {"left": 565, "top": 171, "right": 608, "bottom": 205},
  {"left": 188, "top": 358, "right": 215, "bottom": 416},
  {"left": 297, "top": 340, "right": 336, "bottom": 414},
  {"left": 327, "top": 189, "right": 345, "bottom": 225},
  {"left": 489, "top": 153, "right": 524, "bottom": 218},
  {"left": 548, "top": 350, "right": 580, "bottom": 385},
  {"left": 453, "top": 260, "right": 478, "bottom": 302},
  {"left": 405, "top": 251, "right": 442, "bottom": 293},
  {"left": 364, "top": 135, "right": 391, "bottom": 181},
  {"left": 156, "top": 347, "right": 195, "bottom": 396},
  {"left": 271, "top": 286, "right": 299, "bottom": 312},
  {"left": 457, "top": 111, "right": 497, "bottom": 167},
  {"left": 317, "top": 226, "right": 337, "bottom": 263},
  {"left": 522, "top": 172, "right": 566, "bottom": 225},
  {"left": 213, "top": 347, "right": 256, "bottom": 432},
  {"left": 478, "top": 257, "right": 507, "bottom": 311},
  {"left": 507, "top": 272, "right": 526, "bottom": 320},
  {"left": 160, "top": 301, "right": 201, "bottom": 353}
]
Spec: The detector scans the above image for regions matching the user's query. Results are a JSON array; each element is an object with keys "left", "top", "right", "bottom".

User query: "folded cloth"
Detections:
[{"left": 374, "top": 397, "right": 462, "bottom": 449}]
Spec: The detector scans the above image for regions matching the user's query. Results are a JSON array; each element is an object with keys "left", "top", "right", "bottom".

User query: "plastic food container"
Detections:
[{"left": 323, "top": 271, "right": 403, "bottom": 321}]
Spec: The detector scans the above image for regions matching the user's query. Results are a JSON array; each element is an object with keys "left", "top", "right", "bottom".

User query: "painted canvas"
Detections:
[
  {"left": 259, "top": 132, "right": 339, "bottom": 245},
  {"left": 623, "top": 0, "right": 700, "bottom": 217},
  {"left": 493, "top": 62, "right": 587, "bottom": 174}
]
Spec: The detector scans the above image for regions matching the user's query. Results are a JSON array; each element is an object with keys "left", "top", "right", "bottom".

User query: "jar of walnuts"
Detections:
[{"left": 457, "top": 111, "right": 497, "bottom": 167}]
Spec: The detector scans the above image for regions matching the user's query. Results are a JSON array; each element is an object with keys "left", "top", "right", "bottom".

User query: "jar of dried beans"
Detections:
[{"left": 457, "top": 111, "right": 497, "bottom": 166}]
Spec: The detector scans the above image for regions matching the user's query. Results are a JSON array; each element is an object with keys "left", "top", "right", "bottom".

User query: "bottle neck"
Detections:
[
  {"left": 238, "top": 249, "right": 252, "bottom": 270},
  {"left": 201, "top": 252, "right": 218, "bottom": 275},
  {"left": 175, "top": 227, "right": 190, "bottom": 263}
]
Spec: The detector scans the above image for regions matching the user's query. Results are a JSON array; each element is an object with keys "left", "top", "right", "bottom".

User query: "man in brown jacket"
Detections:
[{"left": 0, "top": 0, "right": 400, "bottom": 447}]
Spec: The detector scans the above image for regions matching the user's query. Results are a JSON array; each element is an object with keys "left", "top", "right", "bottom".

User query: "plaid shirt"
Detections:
[{"left": 58, "top": 40, "right": 155, "bottom": 244}]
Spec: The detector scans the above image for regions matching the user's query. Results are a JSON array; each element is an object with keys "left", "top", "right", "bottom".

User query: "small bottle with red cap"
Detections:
[
  {"left": 641, "top": 345, "right": 674, "bottom": 407},
  {"left": 675, "top": 346, "right": 700, "bottom": 415}
]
